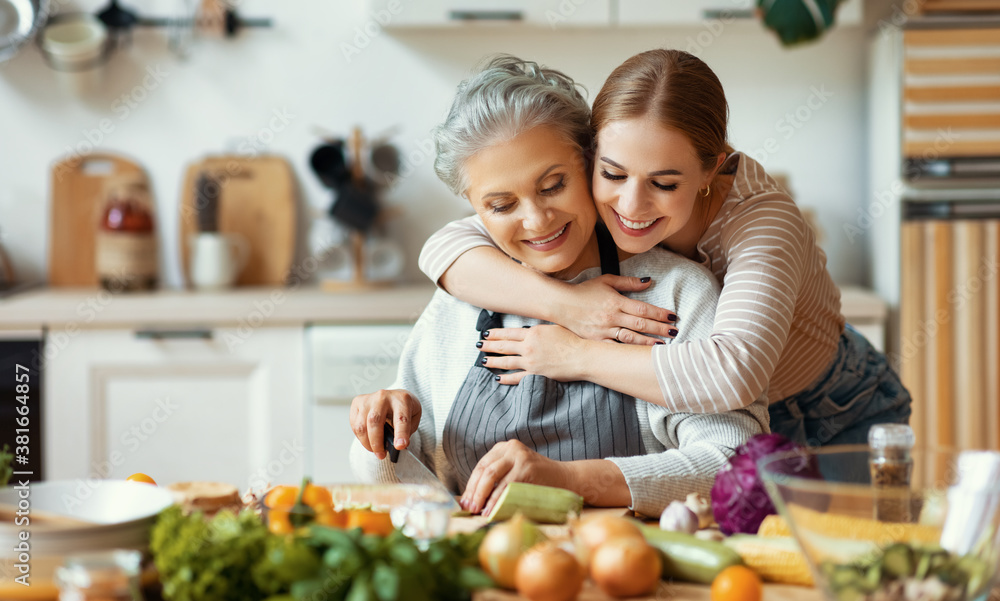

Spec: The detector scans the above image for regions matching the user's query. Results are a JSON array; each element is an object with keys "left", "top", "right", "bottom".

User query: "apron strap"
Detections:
[{"left": 596, "top": 222, "right": 620, "bottom": 276}]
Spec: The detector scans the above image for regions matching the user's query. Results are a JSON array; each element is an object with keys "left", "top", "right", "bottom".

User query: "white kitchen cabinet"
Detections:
[
  {"left": 44, "top": 326, "right": 305, "bottom": 490},
  {"left": 617, "top": 0, "right": 862, "bottom": 26},
  {"left": 306, "top": 324, "right": 413, "bottom": 484},
  {"left": 617, "top": 0, "right": 755, "bottom": 25},
  {"left": 371, "top": 0, "right": 613, "bottom": 28},
  {"left": 372, "top": 0, "right": 860, "bottom": 29}
]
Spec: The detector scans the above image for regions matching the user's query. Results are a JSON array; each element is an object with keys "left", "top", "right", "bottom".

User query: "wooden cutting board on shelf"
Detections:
[
  {"left": 179, "top": 155, "right": 296, "bottom": 287},
  {"left": 48, "top": 153, "right": 149, "bottom": 286}
]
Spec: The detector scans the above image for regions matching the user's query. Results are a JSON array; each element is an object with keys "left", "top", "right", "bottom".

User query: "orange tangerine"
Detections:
[{"left": 126, "top": 473, "right": 156, "bottom": 485}]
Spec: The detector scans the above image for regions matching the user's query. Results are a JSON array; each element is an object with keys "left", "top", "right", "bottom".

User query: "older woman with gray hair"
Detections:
[{"left": 349, "top": 56, "right": 768, "bottom": 518}]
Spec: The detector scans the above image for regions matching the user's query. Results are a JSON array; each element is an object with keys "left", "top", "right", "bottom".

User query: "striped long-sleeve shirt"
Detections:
[{"left": 417, "top": 152, "right": 845, "bottom": 412}]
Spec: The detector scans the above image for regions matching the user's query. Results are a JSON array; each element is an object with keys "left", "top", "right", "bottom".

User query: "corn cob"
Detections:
[
  {"left": 724, "top": 535, "right": 815, "bottom": 586},
  {"left": 485, "top": 482, "right": 583, "bottom": 524},
  {"left": 758, "top": 514, "right": 790, "bottom": 537},
  {"left": 784, "top": 506, "right": 943, "bottom": 545}
]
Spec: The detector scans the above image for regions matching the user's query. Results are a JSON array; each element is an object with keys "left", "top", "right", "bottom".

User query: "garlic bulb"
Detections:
[
  {"left": 684, "top": 492, "right": 714, "bottom": 529},
  {"left": 659, "top": 501, "right": 698, "bottom": 534}
]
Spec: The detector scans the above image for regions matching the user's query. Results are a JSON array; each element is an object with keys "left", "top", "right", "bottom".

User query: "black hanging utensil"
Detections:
[
  {"left": 97, "top": 0, "right": 140, "bottom": 48},
  {"left": 309, "top": 141, "right": 350, "bottom": 189},
  {"left": 328, "top": 127, "right": 379, "bottom": 233},
  {"left": 329, "top": 181, "right": 379, "bottom": 232}
]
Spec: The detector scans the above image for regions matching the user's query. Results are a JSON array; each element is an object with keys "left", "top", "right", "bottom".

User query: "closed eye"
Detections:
[
  {"left": 652, "top": 182, "right": 678, "bottom": 191},
  {"left": 600, "top": 169, "right": 625, "bottom": 181},
  {"left": 540, "top": 179, "right": 565, "bottom": 195},
  {"left": 490, "top": 202, "right": 515, "bottom": 214}
]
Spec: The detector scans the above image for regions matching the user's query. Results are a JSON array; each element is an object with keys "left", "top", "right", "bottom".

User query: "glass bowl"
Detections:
[
  {"left": 758, "top": 446, "right": 1000, "bottom": 601},
  {"left": 262, "top": 483, "right": 456, "bottom": 547}
]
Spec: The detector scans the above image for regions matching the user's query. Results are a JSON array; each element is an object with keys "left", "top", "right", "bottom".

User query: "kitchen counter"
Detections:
[
  {"left": 0, "top": 284, "right": 886, "bottom": 331},
  {"left": 0, "top": 284, "right": 438, "bottom": 329}
]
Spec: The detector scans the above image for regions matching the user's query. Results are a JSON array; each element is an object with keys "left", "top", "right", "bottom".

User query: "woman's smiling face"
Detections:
[
  {"left": 463, "top": 125, "right": 597, "bottom": 278},
  {"left": 592, "top": 115, "right": 715, "bottom": 254}
]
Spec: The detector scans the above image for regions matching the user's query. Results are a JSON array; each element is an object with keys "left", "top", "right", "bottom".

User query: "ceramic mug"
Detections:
[{"left": 189, "top": 232, "right": 249, "bottom": 290}]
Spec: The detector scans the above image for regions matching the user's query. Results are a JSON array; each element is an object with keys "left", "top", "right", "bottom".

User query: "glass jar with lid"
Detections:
[{"left": 95, "top": 174, "right": 158, "bottom": 292}]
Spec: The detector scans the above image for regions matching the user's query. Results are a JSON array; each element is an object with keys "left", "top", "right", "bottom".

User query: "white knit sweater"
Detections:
[{"left": 349, "top": 246, "right": 769, "bottom": 517}]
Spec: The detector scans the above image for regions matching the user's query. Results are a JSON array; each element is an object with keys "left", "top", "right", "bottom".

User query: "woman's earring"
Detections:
[{"left": 701, "top": 184, "right": 712, "bottom": 198}]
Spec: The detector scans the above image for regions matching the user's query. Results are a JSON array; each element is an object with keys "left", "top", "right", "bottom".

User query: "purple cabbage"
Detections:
[{"left": 710, "top": 433, "right": 821, "bottom": 535}]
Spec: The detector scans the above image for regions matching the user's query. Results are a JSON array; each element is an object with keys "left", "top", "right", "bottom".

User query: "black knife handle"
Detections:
[{"left": 383, "top": 423, "right": 400, "bottom": 463}]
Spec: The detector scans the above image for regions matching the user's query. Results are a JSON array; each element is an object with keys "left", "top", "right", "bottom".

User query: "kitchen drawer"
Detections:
[{"left": 308, "top": 324, "right": 413, "bottom": 406}]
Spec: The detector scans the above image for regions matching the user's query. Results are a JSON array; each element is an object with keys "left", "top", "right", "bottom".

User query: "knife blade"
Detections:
[{"left": 383, "top": 424, "right": 459, "bottom": 511}]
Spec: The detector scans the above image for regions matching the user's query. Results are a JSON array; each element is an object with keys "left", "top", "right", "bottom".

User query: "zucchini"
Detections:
[
  {"left": 640, "top": 525, "right": 743, "bottom": 584},
  {"left": 484, "top": 482, "right": 583, "bottom": 524}
]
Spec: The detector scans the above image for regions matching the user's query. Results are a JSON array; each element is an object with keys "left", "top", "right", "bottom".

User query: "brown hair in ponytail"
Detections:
[{"left": 591, "top": 49, "right": 733, "bottom": 173}]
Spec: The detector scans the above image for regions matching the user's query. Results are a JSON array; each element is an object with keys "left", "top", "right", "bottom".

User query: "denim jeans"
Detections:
[{"left": 769, "top": 325, "right": 912, "bottom": 450}]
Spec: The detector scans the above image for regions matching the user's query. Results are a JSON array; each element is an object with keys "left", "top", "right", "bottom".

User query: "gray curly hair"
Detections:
[{"left": 433, "top": 55, "right": 592, "bottom": 197}]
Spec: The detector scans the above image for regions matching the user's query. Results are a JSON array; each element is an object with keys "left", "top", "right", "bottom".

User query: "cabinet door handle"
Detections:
[
  {"left": 702, "top": 8, "right": 756, "bottom": 19},
  {"left": 134, "top": 328, "right": 213, "bottom": 340},
  {"left": 449, "top": 9, "right": 523, "bottom": 21}
]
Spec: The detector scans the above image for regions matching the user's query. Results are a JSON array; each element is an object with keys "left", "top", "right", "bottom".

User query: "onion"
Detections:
[
  {"left": 590, "top": 537, "right": 663, "bottom": 598},
  {"left": 589, "top": 537, "right": 662, "bottom": 598},
  {"left": 515, "top": 542, "right": 584, "bottom": 601},
  {"left": 574, "top": 515, "right": 644, "bottom": 557},
  {"left": 478, "top": 513, "right": 546, "bottom": 589}
]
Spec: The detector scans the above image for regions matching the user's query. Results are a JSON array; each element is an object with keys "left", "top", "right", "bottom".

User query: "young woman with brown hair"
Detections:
[{"left": 418, "top": 49, "right": 910, "bottom": 448}]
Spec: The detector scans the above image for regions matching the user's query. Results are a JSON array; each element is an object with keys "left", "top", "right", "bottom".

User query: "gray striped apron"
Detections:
[{"left": 442, "top": 224, "right": 644, "bottom": 491}]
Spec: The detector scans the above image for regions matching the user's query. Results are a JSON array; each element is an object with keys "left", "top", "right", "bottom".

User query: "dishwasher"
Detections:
[
  {"left": 0, "top": 328, "right": 44, "bottom": 482},
  {"left": 306, "top": 324, "right": 413, "bottom": 484}
]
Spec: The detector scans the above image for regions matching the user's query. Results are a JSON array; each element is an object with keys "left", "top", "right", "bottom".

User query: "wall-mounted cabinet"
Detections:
[
  {"left": 617, "top": 0, "right": 861, "bottom": 26},
  {"left": 373, "top": 0, "right": 862, "bottom": 28},
  {"left": 373, "top": 0, "right": 613, "bottom": 28}
]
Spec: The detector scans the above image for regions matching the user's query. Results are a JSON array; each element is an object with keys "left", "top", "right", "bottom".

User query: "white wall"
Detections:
[{"left": 0, "top": 1, "right": 870, "bottom": 289}]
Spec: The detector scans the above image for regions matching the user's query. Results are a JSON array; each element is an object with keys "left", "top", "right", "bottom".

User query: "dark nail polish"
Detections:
[
  {"left": 476, "top": 341, "right": 483, "bottom": 348},
  {"left": 481, "top": 357, "right": 488, "bottom": 365},
  {"left": 668, "top": 328, "right": 678, "bottom": 337},
  {"left": 494, "top": 375, "right": 501, "bottom": 382},
  {"left": 482, "top": 331, "right": 490, "bottom": 338},
  {"left": 640, "top": 276, "right": 651, "bottom": 283},
  {"left": 667, "top": 314, "right": 678, "bottom": 323},
  {"left": 654, "top": 341, "right": 666, "bottom": 345}
]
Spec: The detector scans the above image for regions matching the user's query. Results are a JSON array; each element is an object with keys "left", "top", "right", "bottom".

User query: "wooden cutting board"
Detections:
[
  {"left": 48, "top": 154, "right": 149, "bottom": 286},
  {"left": 179, "top": 155, "right": 296, "bottom": 287}
]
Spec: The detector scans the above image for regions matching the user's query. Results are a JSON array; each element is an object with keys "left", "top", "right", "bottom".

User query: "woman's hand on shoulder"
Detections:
[
  {"left": 460, "top": 440, "right": 565, "bottom": 516},
  {"left": 350, "top": 389, "right": 422, "bottom": 460},
  {"left": 560, "top": 275, "right": 679, "bottom": 345}
]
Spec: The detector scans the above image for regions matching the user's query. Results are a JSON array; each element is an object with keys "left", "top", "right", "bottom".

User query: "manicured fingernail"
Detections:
[
  {"left": 395, "top": 438, "right": 405, "bottom": 447},
  {"left": 482, "top": 330, "right": 490, "bottom": 338},
  {"left": 667, "top": 314, "right": 678, "bottom": 323},
  {"left": 668, "top": 328, "right": 678, "bottom": 337},
  {"left": 654, "top": 341, "right": 666, "bottom": 345},
  {"left": 494, "top": 375, "right": 501, "bottom": 382},
  {"left": 481, "top": 357, "right": 488, "bottom": 365},
  {"left": 476, "top": 341, "right": 483, "bottom": 348},
  {"left": 640, "top": 276, "right": 651, "bottom": 283},
  {"left": 459, "top": 498, "right": 468, "bottom": 509}
]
